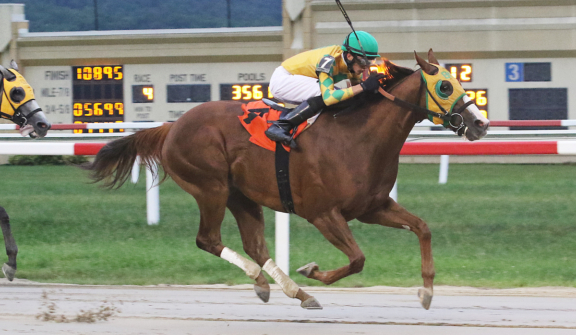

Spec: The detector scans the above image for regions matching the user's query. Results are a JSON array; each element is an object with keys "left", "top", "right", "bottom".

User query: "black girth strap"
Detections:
[{"left": 275, "top": 142, "right": 295, "bottom": 214}]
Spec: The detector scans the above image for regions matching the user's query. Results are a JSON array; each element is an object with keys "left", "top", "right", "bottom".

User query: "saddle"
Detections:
[{"left": 238, "top": 100, "right": 312, "bottom": 152}]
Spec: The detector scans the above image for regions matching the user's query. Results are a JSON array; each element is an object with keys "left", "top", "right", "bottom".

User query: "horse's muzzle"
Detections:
[
  {"left": 464, "top": 118, "right": 489, "bottom": 141},
  {"left": 19, "top": 100, "right": 51, "bottom": 138}
]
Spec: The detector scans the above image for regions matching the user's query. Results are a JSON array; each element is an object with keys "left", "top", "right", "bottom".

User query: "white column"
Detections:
[
  {"left": 275, "top": 211, "right": 290, "bottom": 274},
  {"left": 131, "top": 156, "right": 141, "bottom": 184},
  {"left": 390, "top": 180, "right": 398, "bottom": 202},
  {"left": 439, "top": 155, "right": 450, "bottom": 184},
  {"left": 146, "top": 162, "right": 160, "bottom": 225}
]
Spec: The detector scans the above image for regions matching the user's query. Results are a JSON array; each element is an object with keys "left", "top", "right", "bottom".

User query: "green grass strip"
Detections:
[{"left": 1, "top": 164, "right": 575, "bottom": 288}]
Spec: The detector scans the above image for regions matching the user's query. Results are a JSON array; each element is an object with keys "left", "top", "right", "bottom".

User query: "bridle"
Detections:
[
  {"left": 377, "top": 71, "right": 473, "bottom": 135},
  {"left": 0, "top": 75, "right": 42, "bottom": 128}
]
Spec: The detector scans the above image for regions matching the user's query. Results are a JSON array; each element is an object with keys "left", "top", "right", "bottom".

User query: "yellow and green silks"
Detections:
[{"left": 318, "top": 72, "right": 354, "bottom": 106}]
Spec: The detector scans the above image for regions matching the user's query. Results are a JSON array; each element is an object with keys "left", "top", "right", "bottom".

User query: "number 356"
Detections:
[{"left": 231, "top": 85, "right": 264, "bottom": 100}]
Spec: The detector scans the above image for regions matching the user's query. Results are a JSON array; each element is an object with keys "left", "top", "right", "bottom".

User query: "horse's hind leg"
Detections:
[
  {"left": 226, "top": 190, "right": 270, "bottom": 302},
  {"left": 195, "top": 191, "right": 263, "bottom": 285},
  {"left": 227, "top": 190, "right": 321, "bottom": 309},
  {"left": 0, "top": 206, "right": 17, "bottom": 281},
  {"left": 357, "top": 198, "right": 435, "bottom": 310},
  {"left": 169, "top": 175, "right": 264, "bottom": 301},
  {"left": 297, "top": 208, "right": 366, "bottom": 286}
]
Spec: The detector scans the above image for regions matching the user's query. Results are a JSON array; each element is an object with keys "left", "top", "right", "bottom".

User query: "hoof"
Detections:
[
  {"left": 254, "top": 284, "right": 270, "bottom": 303},
  {"left": 418, "top": 287, "right": 433, "bottom": 310},
  {"left": 2, "top": 263, "right": 16, "bottom": 281},
  {"left": 300, "top": 297, "right": 323, "bottom": 310},
  {"left": 297, "top": 262, "right": 319, "bottom": 278}
]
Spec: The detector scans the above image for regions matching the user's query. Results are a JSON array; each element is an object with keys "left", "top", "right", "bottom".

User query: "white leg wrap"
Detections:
[
  {"left": 263, "top": 259, "right": 299, "bottom": 298},
  {"left": 220, "top": 247, "right": 261, "bottom": 280}
]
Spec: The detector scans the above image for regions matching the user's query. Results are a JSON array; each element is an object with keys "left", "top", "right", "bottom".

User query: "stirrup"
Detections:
[
  {"left": 265, "top": 122, "right": 292, "bottom": 141},
  {"left": 265, "top": 123, "right": 298, "bottom": 149},
  {"left": 283, "top": 128, "right": 298, "bottom": 149}
]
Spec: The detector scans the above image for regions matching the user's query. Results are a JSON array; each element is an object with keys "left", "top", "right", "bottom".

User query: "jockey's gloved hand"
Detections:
[{"left": 360, "top": 73, "right": 386, "bottom": 93}]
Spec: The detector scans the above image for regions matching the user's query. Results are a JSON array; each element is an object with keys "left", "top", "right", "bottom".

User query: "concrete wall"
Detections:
[
  {"left": 0, "top": 4, "right": 28, "bottom": 68},
  {"left": 16, "top": 27, "right": 283, "bottom": 67},
  {"left": 310, "top": 0, "right": 576, "bottom": 59},
  {"left": 0, "top": 4, "right": 24, "bottom": 52}
]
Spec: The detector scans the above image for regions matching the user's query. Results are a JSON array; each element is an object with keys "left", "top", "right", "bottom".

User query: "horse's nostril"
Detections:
[
  {"left": 37, "top": 122, "right": 48, "bottom": 129},
  {"left": 475, "top": 120, "right": 485, "bottom": 128}
]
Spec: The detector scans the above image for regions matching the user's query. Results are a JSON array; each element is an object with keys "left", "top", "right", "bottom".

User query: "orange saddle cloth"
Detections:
[{"left": 238, "top": 101, "right": 308, "bottom": 152}]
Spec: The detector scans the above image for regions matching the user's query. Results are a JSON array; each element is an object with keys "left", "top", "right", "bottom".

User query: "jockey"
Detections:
[{"left": 265, "top": 31, "right": 385, "bottom": 146}]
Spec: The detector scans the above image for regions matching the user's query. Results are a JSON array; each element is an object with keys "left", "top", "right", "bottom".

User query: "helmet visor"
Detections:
[{"left": 353, "top": 54, "right": 379, "bottom": 68}]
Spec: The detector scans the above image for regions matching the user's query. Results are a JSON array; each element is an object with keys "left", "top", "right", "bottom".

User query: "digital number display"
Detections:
[
  {"left": 445, "top": 63, "right": 472, "bottom": 82},
  {"left": 72, "top": 65, "right": 124, "bottom": 133},
  {"left": 465, "top": 89, "right": 488, "bottom": 118},
  {"left": 167, "top": 84, "right": 211, "bottom": 103},
  {"left": 73, "top": 102, "right": 124, "bottom": 117},
  {"left": 133, "top": 85, "right": 154, "bottom": 103},
  {"left": 73, "top": 121, "right": 125, "bottom": 133},
  {"left": 75, "top": 66, "right": 123, "bottom": 81},
  {"left": 220, "top": 83, "right": 273, "bottom": 101}
]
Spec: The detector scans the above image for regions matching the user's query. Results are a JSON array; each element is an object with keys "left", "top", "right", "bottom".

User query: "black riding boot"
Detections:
[{"left": 265, "top": 96, "right": 325, "bottom": 148}]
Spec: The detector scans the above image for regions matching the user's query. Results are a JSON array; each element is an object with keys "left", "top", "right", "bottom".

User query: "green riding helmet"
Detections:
[{"left": 341, "top": 31, "right": 379, "bottom": 58}]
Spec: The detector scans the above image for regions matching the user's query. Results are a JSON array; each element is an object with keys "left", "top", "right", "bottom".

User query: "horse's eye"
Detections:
[
  {"left": 10, "top": 87, "right": 25, "bottom": 103},
  {"left": 440, "top": 81, "right": 453, "bottom": 95}
]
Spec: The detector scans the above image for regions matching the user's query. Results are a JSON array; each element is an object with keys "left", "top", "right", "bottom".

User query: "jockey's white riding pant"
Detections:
[{"left": 269, "top": 66, "right": 321, "bottom": 105}]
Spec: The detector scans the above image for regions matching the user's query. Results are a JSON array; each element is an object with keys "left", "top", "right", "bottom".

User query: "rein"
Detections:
[{"left": 377, "top": 74, "right": 473, "bottom": 133}]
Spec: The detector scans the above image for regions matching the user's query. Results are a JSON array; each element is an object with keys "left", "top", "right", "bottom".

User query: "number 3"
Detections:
[
  {"left": 231, "top": 85, "right": 241, "bottom": 100},
  {"left": 508, "top": 64, "right": 520, "bottom": 81}
]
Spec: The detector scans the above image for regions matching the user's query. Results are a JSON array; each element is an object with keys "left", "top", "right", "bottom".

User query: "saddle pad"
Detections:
[{"left": 238, "top": 101, "right": 309, "bottom": 152}]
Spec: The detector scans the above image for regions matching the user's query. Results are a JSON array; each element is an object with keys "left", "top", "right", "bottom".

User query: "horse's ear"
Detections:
[
  {"left": 414, "top": 51, "right": 438, "bottom": 75},
  {"left": 427, "top": 48, "right": 440, "bottom": 65},
  {"left": 0, "top": 65, "right": 12, "bottom": 80},
  {"left": 9, "top": 60, "right": 19, "bottom": 72}
]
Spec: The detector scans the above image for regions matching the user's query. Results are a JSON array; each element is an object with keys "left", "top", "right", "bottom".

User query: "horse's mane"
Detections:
[{"left": 326, "top": 60, "right": 417, "bottom": 115}]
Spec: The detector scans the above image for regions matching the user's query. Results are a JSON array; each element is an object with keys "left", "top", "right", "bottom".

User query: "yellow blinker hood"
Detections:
[
  {"left": 421, "top": 64, "right": 466, "bottom": 125},
  {"left": 1, "top": 69, "right": 36, "bottom": 119}
]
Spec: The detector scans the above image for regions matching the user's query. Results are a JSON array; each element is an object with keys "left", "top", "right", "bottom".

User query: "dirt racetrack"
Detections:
[{"left": 2, "top": 278, "right": 576, "bottom": 334}]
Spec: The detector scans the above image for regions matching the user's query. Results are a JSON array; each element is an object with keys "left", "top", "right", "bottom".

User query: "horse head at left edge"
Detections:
[
  {"left": 1, "top": 60, "right": 51, "bottom": 283},
  {"left": 0, "top": 60, "right": 51, "bottom": 138}
]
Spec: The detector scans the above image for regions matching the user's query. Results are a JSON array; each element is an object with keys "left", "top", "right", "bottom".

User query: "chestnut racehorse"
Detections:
[
  {"left": 87, "top": 50, "right": 489, "bottom": 310},
  {"left": 1, "top": 60, "right": 51, "bottom": 281}
]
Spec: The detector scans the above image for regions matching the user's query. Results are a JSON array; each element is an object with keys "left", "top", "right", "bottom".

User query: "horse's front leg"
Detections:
[
  {"left": 228, "top": 190, "right": 322, "bottom": 309},
  {"left": 357, "top": 197, "right": 435, "bottom": 310},
  {"left": 297, "top": 208, "right": 366, "bottom": 285},
  {"left": 0, "top": 206, "right": 17, "bottom": 281}
]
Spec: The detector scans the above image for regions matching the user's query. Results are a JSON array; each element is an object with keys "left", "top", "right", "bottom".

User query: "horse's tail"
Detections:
[{"left": 85, "top": 124, "right": 173, "bottom": 188}]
